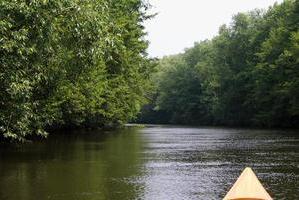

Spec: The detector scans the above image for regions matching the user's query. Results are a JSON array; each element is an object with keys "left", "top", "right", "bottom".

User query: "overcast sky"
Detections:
[{"left": 144, "top": 0, "right": 284, "bottom": 58}]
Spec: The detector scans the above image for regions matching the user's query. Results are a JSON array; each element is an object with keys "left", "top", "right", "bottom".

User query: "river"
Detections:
[{"left": 0, "top": 125, "right": 298, "bottom": 199}]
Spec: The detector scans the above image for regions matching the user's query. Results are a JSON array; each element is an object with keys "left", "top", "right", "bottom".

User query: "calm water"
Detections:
[{"left": 0, "top": 126, "right": 299, "bottom": 200}]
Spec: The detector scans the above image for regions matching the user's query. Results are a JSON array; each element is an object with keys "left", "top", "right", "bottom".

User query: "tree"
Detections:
[
  {"left": 138, "top": 0, "right": 299, "bottom": 128},
  {"left": 0, "top": 0, "right": 154, "bottom": 141}
]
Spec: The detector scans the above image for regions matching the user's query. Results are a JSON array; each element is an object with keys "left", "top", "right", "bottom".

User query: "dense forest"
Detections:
[
  {"left": 1, "top": 0, "right": 299, "bottom": 141},
  {"left": 137, "top": 0, "right": 299, "bottom": 128},
  {"left": 0, "top": 0, "right": 154, "bottom": 141}
]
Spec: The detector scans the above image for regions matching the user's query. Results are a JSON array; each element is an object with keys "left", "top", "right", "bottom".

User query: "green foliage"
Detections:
[
  {"left": 138, "top": 0, "right": 299, "bottom": 128},
  {"left": 0, "top": 0, "right": 154, "bottom": 141}
]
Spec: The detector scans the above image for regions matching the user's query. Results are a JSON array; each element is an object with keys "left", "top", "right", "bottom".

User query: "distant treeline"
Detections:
[
  {"left": 137, "top": 0, "right": 299, "bottom": 128},
  {"left": 0, "top": 0, "right": 154, "bottom": 141}
]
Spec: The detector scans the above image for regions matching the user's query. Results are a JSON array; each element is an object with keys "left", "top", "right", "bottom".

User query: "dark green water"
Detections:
[{"left": 0, "top": 126, "right": 298, "bottom": 200}]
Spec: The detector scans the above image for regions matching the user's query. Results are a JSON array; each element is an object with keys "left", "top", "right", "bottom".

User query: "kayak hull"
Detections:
[{"left": 223, "top": 167, "right": 272, "bottom": 200}]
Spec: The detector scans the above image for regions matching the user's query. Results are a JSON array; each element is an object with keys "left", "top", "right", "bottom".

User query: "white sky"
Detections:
[{"left": 144, "top": 0, "right": 284, "bottom": 58}]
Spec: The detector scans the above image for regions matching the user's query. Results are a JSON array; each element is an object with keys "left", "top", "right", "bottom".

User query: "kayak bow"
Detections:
[{"left": 223, "top": 167, "right": 272, "bottom": 200}]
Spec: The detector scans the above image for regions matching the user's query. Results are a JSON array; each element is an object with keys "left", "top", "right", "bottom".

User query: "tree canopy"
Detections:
[
  {"left": 138, "top": 0, "right": 299, "bottom": 128},
  {"left": 0, "top": 0, "right": 154, "bottom": 141}
]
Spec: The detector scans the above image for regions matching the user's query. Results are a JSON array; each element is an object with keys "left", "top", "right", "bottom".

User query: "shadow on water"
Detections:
[
  {"left": 0, "top": 126, "right": 299, "bottom": 199},
  {"left": 0, "top": 128, "right": 145, "bottom": 200}
]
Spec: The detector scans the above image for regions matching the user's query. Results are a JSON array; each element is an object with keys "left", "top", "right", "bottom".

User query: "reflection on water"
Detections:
[{"left": 0, "top": 126, "right": 299, "bottom": 199}]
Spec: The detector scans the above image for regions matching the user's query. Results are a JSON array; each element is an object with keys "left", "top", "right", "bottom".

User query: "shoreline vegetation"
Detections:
[
  {"left": 136, "top": 0, "right": 299, "bottom": 129},
  {"left": 0, "top": 0, "right": 155, "bottom": 142},
  {"left": 1, "top": 0, "right": 299, "bottom": 142}
]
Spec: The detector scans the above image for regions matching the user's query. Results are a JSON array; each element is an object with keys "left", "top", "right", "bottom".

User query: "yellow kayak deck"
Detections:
[{"left": 223, "top": 167, "right": 272, "bottom": 200}]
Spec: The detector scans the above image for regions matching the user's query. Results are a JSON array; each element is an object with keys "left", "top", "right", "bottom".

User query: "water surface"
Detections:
[{"left": 0, "top": 126, "right": 298, "bottom": 199}]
